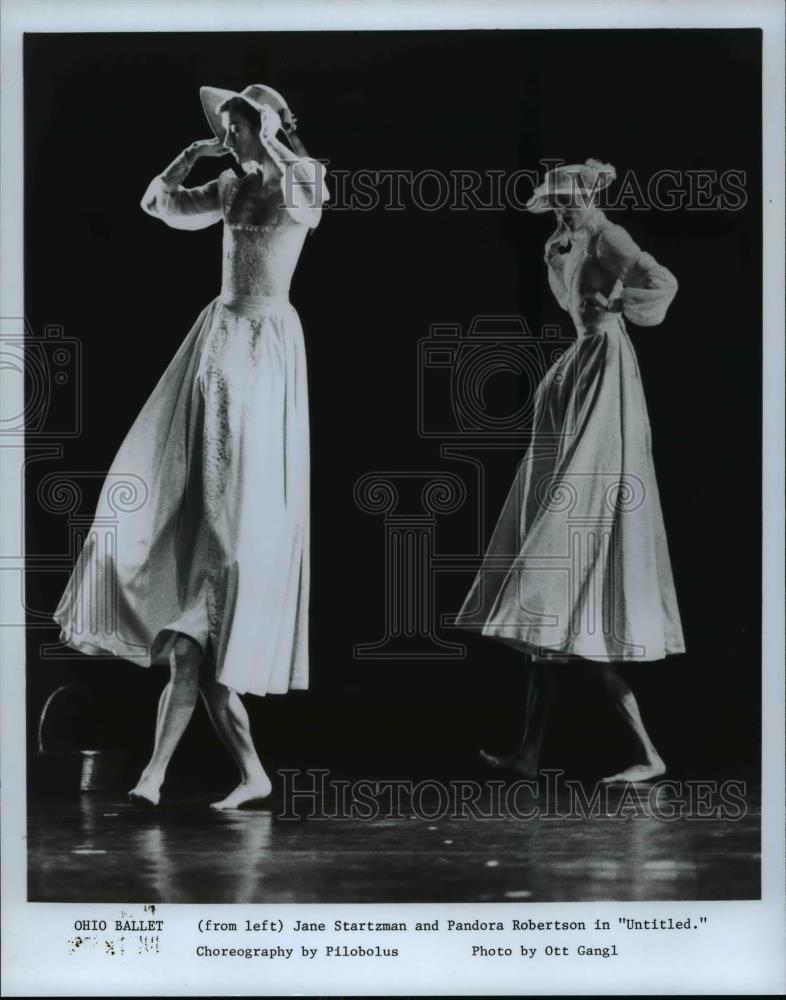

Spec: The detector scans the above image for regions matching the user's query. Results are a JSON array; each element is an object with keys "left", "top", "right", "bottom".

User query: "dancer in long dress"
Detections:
[
  {"left": 455, "top": 159, "right": 684, "bottom": 783},
  {"left": 53, "top": 84, "right": 328, "bottom": 808}
]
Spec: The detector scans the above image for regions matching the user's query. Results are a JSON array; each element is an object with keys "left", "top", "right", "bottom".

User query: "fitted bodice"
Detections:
[
  {"left": 221, "top": 221, "right": 308, "bottom": 305},
  {"left": 544, "top": 211, "right": 679, "bottom": 336},
  {"left": 141, "top": 158, "right": 328, "bottom": 316},
  {"left": 546, "top": 219, "right": 621, "bottom": 336},
  {"left": 219, "top": 174, "right": 311, "bottom": 310}
]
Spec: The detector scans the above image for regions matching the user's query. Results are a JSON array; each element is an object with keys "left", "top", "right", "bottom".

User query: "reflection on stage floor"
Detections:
[{"left": 28, "top": 777, "right": 760, "bottom": 903}]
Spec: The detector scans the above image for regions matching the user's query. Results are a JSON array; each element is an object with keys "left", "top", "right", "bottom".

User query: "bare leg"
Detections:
[
  {"left": 128, "top": 634, "right": 201, "bottom": 805},
  {"left": 199, "top": 673, "right": 272, "bottom": 810},
  {"left": 595, "top": 664, "right": 666, "bottom": 782},
  {"left": 517, "top": 662, "right": 556, "bottom": 769},
  {"left": 481, "top": 661, "right": 556, "bottom": 778}
]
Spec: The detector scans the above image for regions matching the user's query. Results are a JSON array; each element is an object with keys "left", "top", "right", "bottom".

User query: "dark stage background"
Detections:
[{"left": 24, "top": 30, "right": 761, "bottom": 787}]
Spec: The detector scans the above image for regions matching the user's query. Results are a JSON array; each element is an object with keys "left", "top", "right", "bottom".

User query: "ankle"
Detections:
[
  {"left": 138, "top": 768, "right": 164, "bottom": 788},
  {"left": 241, "top": 771, "right": 270, "bottom": 787},
  {"left": 242, "top": 761, "right": 268, "bottom": 780}
]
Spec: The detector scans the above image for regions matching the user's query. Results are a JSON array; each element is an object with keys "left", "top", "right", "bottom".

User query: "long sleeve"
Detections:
[
  {"left": 596, "top": 223, "right": 678, "bottom": 326},
  {"left": 261, "top": 135, "right": 330, "bottom": 229},
  {"left": 141, "top": 150, "right": 223, "bottom": 231},
  {"left": 284, "top": 157, "right": 330, "bottom": 228}
]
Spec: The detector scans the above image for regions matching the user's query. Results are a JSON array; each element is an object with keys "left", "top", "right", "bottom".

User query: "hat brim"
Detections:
[
  {"left": 525, "top": 195, "right": 554, "bottom": 214},
  {"left": 526, "top": 184, "right": 600, "bottom": 214},
  {"left": 200, "top": 87, "right": 238, "bottom": 141},
  {"left": 199, "top": 85, "right": 286, "bottom": 142}
]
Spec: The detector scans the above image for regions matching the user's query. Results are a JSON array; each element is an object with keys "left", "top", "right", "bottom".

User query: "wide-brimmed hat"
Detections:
[
  {"left": 199, "top": 84, "right": 289, "bottom": 142},
  {"left": 526, "top": 159, "right": 616, "bottom": 213}
]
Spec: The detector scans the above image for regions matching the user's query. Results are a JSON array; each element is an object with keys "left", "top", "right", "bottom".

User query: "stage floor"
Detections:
[{"left": 28, "top": 777, "right": 760, "bottom": 903}]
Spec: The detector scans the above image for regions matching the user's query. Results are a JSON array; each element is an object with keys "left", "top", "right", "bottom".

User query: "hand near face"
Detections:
[
  {"left": 258, "top": 105, "right": 283, "bottom": 141},
  {"left": 279, "top": 106, "right": 298, "bottom": 133},
  {"left": 186, "top": 138, "right": 227, "bottom": 160}
]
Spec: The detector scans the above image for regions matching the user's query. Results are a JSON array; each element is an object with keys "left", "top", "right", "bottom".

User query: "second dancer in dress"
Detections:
[{"left": 456, "top": 159, "right": 684, "bottom": 783}]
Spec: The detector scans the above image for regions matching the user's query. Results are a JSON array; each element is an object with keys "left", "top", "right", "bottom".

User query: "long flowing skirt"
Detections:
[
  {"left": 54, "top": 296, "right": 309, "bottom": 696},
  {"left": 455, "top": 317, "right": 685, "bottom": 662}
]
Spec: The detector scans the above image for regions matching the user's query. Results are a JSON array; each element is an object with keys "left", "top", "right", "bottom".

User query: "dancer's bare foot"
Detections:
[
  {"left": 601, "top": 756, "right": 666, "bottom": 784},
  {"left": 128, "top": 772, "right": 163, "bottom": 807},
  {"left": 479, "top": 750, "right": 539, "bottom": 780},
  {"left": 210, "top": 774, "right": 273, "bottom": 811}
]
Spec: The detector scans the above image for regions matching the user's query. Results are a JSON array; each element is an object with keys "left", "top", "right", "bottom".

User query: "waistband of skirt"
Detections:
[
  {"left": 574, "top": 316, "right": 625, "bottom": 337},
  {"left": 219, "top": 292, "right": 294, "bottom": 317}
]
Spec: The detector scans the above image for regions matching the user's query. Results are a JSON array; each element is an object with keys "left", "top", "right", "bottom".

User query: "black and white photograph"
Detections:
[{"left": 1, "top": 0, "right": 784, "bottom": 996}]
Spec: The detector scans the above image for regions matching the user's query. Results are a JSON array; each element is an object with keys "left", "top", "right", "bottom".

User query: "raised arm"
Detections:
[
  {"left": 596, "top": 223, "right": 678, "bottom": 326},
  {"left": 267, "top": 140, "right": 329, "bottom": 228},
  {"left": 141, "top": 139, "right": 226, "bottom": 231},
  {"left": 247, "top": 107, "right": 330, "bottom": 228}
]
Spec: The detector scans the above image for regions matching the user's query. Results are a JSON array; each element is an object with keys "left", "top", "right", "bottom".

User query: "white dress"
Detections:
[
  {"left": 455, "top": 211, "right": 685, "bottom": 662},
  {"left": 54, "top": 154, "right": 327, "bottom": 695}
]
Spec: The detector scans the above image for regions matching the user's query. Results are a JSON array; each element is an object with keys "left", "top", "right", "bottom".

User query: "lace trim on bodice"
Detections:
[
  {"left": 218, "top": 167, "right": 323, "bottom": 231},
  {"left": 219, "top": 193, "right": 309, "bottom": 307},
  {"left": 227, "top": 222, "right": 277, "bottom": 232},
  {"left": 221, "top": 174, "right": 290, "bottom": 229}
]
